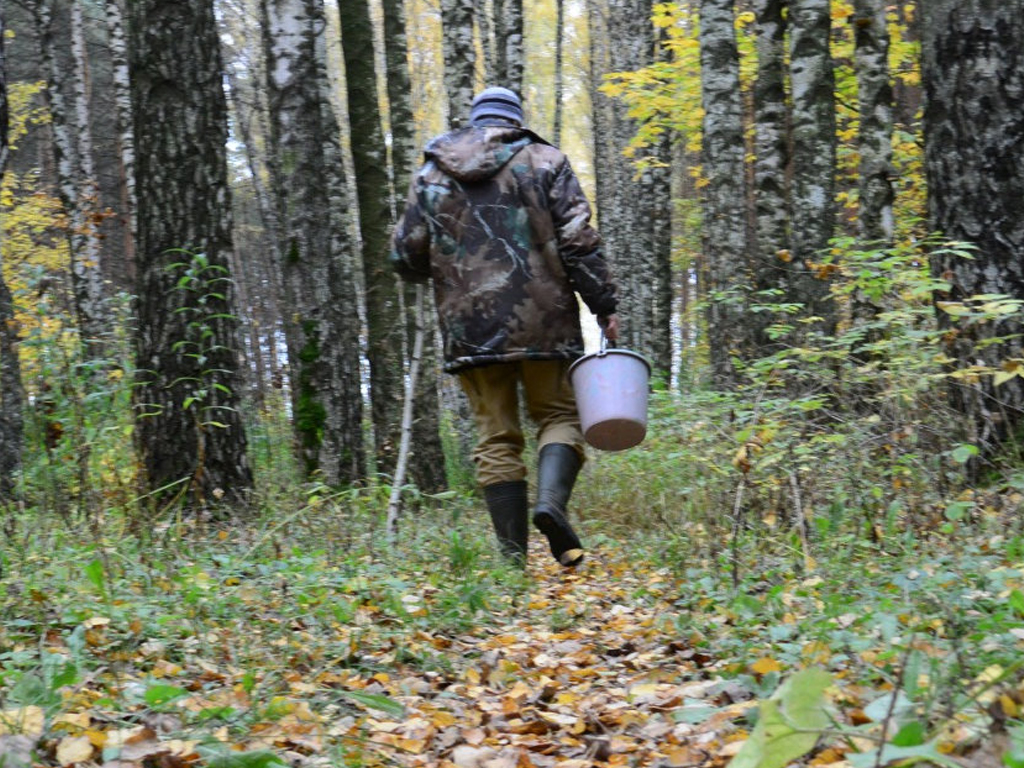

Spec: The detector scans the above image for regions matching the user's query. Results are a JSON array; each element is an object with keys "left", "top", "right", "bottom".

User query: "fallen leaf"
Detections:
[
  {"left": 0, "top": 706, "right": 45, "bottom": 737},
  {"left": 57, "top": 734, "right": 94, "bottom": 765}
]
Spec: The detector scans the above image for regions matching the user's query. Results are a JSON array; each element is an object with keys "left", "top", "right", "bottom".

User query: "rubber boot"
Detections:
[
  {"left": 483, "top": 480, "right": 529, "bottom": 565},
  {"left": 532, "top": 444, "right": 584, "bottom": 567}
]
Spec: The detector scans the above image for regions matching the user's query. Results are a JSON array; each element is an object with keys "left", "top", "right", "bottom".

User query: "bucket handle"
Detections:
[{"left": 598, "top": 328, "right": 615, "bottom": 355}]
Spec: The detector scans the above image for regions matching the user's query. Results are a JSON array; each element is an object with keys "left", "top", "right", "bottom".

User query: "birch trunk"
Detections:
[
  {"left": 646, "top": 23, "right": 674, "bottom": 380},
  {"left": 493, "top": 0, "right": 523, "bottom": 95},
  {"left": 261, "top": 0, "right": 366, "bottom": 484},
  {"left": 473, "top": 0, "right": 496, "bottom": 85},
  {"left": 700, "top": 0, "right": 748, "bottom": 388},
  {"left": 923, "top": 0, "right": 1024, "bottom": 450},
  {"left": 0, "top": 7, "right": 23, "bottom": 500},
  {"left": 788, "top": 0, "right": 836, "bottom": 330},
  {"left": 339, "top": 0, "right": 405, "bottom": 479},
  {"left": 129, "top": 0, "right": 253, "bottom": 508},
  {"left": 104, "top": 0, "right": 136, "bottom": 279},
  {"left": 441, "top": 0, "right": 476, "bottom": 125},
  {"left": 853, "top": 0, "right": 893, "bottom": 244},
  {"left": 552, "top": 0, "right": 564, "bottom": 147},
  {"left": 383, "top": 0, "right": 447, "bottom": 493},
  {"left": 752, "top": 0, "right": 789, "bottom": 350},
  {"left": 587, "top": 0, "right": 612, "bottom": 231},
  {"left": 33, "top": 0, "right": 108, "bottom": 349}
]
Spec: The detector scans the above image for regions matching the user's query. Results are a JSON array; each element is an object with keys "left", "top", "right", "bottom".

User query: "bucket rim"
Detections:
[{"left": 569, "top": 347, "right": 652, "bottom": 376}]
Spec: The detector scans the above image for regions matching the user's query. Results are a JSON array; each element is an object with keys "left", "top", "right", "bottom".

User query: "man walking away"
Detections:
[{"left": 390, "top": 87, "right": 620, "bottom": 568}]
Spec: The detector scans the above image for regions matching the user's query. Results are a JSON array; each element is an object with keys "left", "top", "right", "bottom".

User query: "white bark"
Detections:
[
  {"left": 105, "top": 0, "right": 137, "bottom": 261},
  {"left": 33, "top": 0, "right": 108, "bottom": 347},
  {"left": 387, "top": 284, "right": 426, "bottom": 540}
]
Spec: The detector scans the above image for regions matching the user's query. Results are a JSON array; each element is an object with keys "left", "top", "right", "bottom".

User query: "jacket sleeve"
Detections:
[
  {"left": 389, "top": 174, "right": 432, "bottom": 284},
  {"left": 548, "top": 158, "right": 618, "bottom": 317}
]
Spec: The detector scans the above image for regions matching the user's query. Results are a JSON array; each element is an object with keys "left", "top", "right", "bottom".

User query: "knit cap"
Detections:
[{"left": 470, "top": 87, "right": 524, "bottom": 125}]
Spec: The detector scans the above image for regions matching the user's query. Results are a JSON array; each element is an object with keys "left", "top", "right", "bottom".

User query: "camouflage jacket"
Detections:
[{"left": 390, "top": 125, "right": 618, "bottom": 373}]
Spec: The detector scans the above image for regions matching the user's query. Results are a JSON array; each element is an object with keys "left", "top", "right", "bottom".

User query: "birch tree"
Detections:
[
  {"left": 383, "top": 0, "right": 447, "bottom": 493},
  {"left": 493, "top": 0, "right": 524, "bottom": 95},
  {"left": 752, "top": 0, "right": 789, "bottom": 350},
  {"left": 853, "top": 0, "right": 893, "bottom": 244},
  {"left": 440, "top": 0, "right": 476, "bottom": 125},
  {"left": 699, "top": 0, "right": 748, "bottom": 388},
  {"left": 29, "top": 0, "right": 109, "bottom": 349},
  {"left": 339, "top": 0, "right": 405, "bottom": 479},
  {"left": 104, "top": 0, "right": 136, "bottom": 273},
  {"left": 261, "top": 0, "right": 366, "bottom": 484},
  {"left": 788, "top": 0, "right": 836, "bottom": 330},
  {"left": 645, "top": 24, "right": 674, "bottom": 381},
  {"left": 129, "top": 0, "right": 253, "bottom": 508},
  {"left": 923, "top": 0, "right": 1024, "bottom": 450},
  {"left": 552, "top": 0, "right": 564, "bottom": 147},
  {"left": 0, "top": 5, "right": 23, "bottom": 500}
]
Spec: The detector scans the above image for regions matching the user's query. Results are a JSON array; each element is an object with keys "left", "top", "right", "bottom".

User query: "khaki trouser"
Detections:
[{"left": 458, "top": 359, "right": 585, "bottom": 487}]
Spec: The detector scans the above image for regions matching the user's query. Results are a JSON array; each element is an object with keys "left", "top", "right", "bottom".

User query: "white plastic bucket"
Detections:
[{"left": 569, "top": 343, "right": 651, "bottom": 451}]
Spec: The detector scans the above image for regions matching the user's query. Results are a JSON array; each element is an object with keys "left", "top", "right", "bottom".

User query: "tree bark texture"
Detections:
[
  {"left": 594, "top": 0, "right": 657, "bottom": 358},
  {"left": 0, "top": 6, "right": 24, "bottom": 500},
  {"left": 262, "top": 0, "right": 366, "bottom": 485},
  {"left": 339, "top": 0, "right": 405, "bottom": 479},
  {"left": 923, "top": 0, "right": 1024, "bottom": 449},
  {"left": 752, "top": 0, "right": 790, "bottom": 349},
  {"left": 492, "top": 0, "right": 524, "bottom": 95},
  {"left": 853, "top": 0, "right": 894, "bottom": 244},
  {"left": 700, "top": 0, "right": 748, "bottom": 388},
  {"left": 440, "top": 0, "right": 476, "bottom": 126},
  {"left": 383, "top": 0, "right": 447, "bottom": 493},
  {"left": 104, "top": 0, "right": 137, "bottom": 277},
  {"left": 129, "top": 0, "right": 253, "bottom": 508},
  {"left": 646, "top": 24, "right": 675, "bottom": 381},
  {"left": 552, "top": 0, "right": 564, "bottom": 147},
  {"left": 31, "top": 0, "right": 109, "bottom": 350},
  {"left": 788, "top": 0, "right": 836, "bottom": 329}
]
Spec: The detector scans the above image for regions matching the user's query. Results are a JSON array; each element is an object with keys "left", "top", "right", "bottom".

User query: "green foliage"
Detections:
[
  {"left": 164, "top": 250, "right": 239, "bottom": 428},
  {"left": 730, "top": 668, "right": 831, "bottom": 768}
]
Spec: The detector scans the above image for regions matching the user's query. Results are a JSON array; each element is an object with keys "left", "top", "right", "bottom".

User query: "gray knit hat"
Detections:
[{"left": 470, "top": 87, "right": 524, "bottom": 125}]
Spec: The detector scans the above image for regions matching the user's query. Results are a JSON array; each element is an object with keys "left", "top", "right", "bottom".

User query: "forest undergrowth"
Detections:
[
  {"left": 4, "top": 243, "right": 1024, "bottom": 766},
  {"left": 2, "top": 419, "right": 1024, "bottom": 768}
]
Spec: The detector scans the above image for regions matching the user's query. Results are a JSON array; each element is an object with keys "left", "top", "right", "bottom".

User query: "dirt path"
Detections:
[{"left": 332, "top": 542, "right": 751, "bottom": 767}]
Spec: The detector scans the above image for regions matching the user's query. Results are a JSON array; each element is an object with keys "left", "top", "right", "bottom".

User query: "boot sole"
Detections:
[{"left": 533, "top": 510, "right": 584, "bottom": 567}]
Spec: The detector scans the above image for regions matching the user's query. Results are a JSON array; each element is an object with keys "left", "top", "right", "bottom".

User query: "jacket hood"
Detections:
[{"left": 425, "top": 126, "right": 547, "bottom": 183}]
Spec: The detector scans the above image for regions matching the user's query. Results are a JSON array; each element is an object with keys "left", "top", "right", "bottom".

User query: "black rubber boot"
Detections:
[
  {"left": 483, "top": 480, "right": 529, "bottom": 565},
  {"left": 532, "top": 444, "right": 584, "bottom": 567}
]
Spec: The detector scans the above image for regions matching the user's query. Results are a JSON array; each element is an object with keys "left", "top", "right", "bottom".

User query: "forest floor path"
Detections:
[{"left": 342, "top": 541, "right": 749, "bottom": 767}]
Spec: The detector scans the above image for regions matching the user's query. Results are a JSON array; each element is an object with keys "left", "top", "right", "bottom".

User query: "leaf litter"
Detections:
[{"left": 2, "top": 526, "right": 1023, "bottom": 767}]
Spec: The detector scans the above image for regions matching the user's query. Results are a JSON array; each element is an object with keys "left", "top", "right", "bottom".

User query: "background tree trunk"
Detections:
[
  {"left": 552, "top": 0, "right": 564, "bottom": 147},
  {"left": 261, "top": 0, "right": 367, "bottom": 484},
  {"left": 440, "top": 0, "right": 476, "bottom": 125},
  {"left": 31, "top": 0, "right": 108, "bottom": 351},
  {"left": 104, "top": 0, "right": 136, "bottom": 282},
  {"left": 788, "top": 0, "right": 836, "bottom": 331},
  {"left": 339, "top": 0, "right": 405, "bottom": 480},
  {"left": 923, "top": 0, "right": 1024, "bottom": 451},
  {"left": 700, "top": 0, "right": 748, "bottom": 389},
  {"left": 854, "top": 0, "right": 894, "bottom": 244},
  {"left": 493, "top": 0, "right": 524, "bottom": 95},
  {"left": 129, "top": 0, "right": 253, "bottom": 509},
  {"left": 752, "top": 0, "right": 789, "bottom": 351},
  {"left": 646, "top": 23, "right": 675, "bottom": 381},
  {"left": 383, "top": 0, "right": 447, "bottom": 493},
  {"left": 0, "top": 5, "right": 24, "bottom": 501}
]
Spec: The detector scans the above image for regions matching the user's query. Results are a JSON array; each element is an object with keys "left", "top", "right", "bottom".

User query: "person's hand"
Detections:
[{"left": 598, "top": 313, "right": 619, "bottom": 342}]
